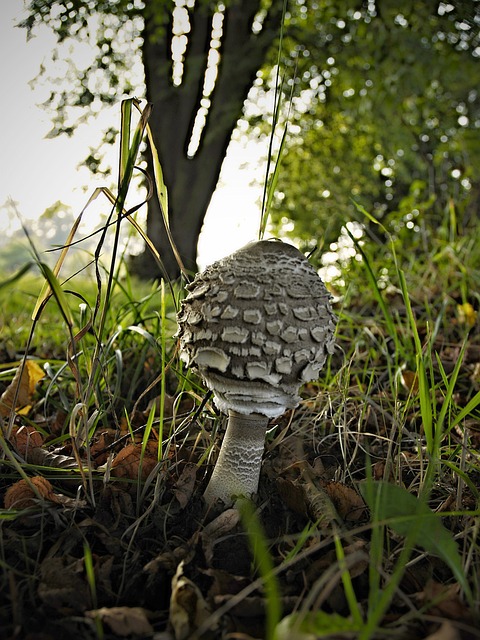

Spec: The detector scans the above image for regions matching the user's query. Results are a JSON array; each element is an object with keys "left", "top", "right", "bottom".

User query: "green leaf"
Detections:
[
  {"left": 32, "top": 262, "right": 74, "bottom": 326},
  {"left": 360, "top": 481, "right": 471, "bottom": 599},
  {"left": 274, "top": 611, "right": 361, "bottom": 640}
]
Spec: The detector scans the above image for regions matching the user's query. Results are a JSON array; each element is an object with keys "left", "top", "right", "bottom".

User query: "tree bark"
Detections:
[{"left": 130, "top": 0, "right": 284, "bottom": 281}]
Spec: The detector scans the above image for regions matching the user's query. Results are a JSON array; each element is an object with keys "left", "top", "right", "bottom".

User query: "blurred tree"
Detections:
[
  {"left": 20, "top": 0, "right": 285, "bottom": 279},
  {"left": 21, "top": 0, "right": 480, "bottom": 276},
  {"left": 257, "top": 0, "right": 480, "bottom": 253}
]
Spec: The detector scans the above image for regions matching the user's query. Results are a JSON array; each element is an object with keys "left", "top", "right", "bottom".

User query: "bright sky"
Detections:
[{"left": 0, "top": 0, "right": 264, "bottom": 270}]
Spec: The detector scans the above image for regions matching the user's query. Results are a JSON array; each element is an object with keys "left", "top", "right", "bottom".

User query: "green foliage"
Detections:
[
  {"left": 257, "top": 0, "right": 480, "bottom": 250},
  {"left": 20, "top": 0, "right": 145, "bottom": 138},
  {"left": 361, "top": 481, "right": 473, "bottom": 600}
]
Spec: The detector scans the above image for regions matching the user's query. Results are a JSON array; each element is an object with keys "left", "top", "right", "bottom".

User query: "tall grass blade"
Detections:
[
  {"left": 345, "top": 226, "right": 399, "bottom": 355},
  {"left": 397, "top": 269, "right": 434, "bottom": 455},
  {"left": 32, "top": 262, "right": 74, "bottom": 326},
  {"left": 260, "top": 124, "right": 289, "bottom": 239},
  {"left": 238, "top": 498, "right": 282, "bottom": 640},
  {"left": 448, "top": 388, "right": 480, "bottom": 432},
  {"left": 143, "top": 115, "right": 187, "bottom": 278},
  {"left": 333, "top": 533, "right": 363, "bottom": 626},
  {"left": 259, "top": 0, "right": 289, "bottom": 239}
]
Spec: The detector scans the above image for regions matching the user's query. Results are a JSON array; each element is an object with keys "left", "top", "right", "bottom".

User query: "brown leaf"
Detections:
[
  {"left": 201, "top": 508, "right": 241, "bottom": 564},
  {"left": 9, "top": 424, "right": 44, "bottom": 456},
  {"left": 417, "top": 580, "right": 471, "bottom": 621},
  {"left": 276, "top": 477, "right": 309, "bottom": 517},
  {"left": 86, "top": 607, "right": 153, "bottom": 636},
  {"left": 323, "top": 481, "right": 366, "bottom": 522},
  {"left": 303, "top": 481, "right": 340, "bottom": 526},
  {"left": 173, "top": 462, "right": 198, "bottom": 508},
  {"left": 0, "top": 360, "right": 45, "bottom": 416},
  {"left": 400, "top": 369, "right": 419, "bottom": 394},
  {"left": 4, "top": 476, "right": 60, "bottom": 509},
  {"left": 38, "top": 555, "right": 91, "bottom": 612},
  {"left": 25, "top": 446, "right": 79, "bottom": 469},
  {"left": 89, "top": 428, "right": 117, "bottom": 465},
  {"left": 111, "top": 440, "right": 159, "bottom": 482},
  {"left": 423, "top": 621, "right": 461, "bottom": 640}
]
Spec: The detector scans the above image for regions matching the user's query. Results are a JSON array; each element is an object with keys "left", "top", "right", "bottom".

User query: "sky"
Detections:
[{"left": 0, "top": 0, "right": 265, "bottom": 270}]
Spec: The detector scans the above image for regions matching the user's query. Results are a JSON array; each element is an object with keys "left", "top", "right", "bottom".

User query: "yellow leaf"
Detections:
[
  {"left": 0, "top": 361, "right": 45, "bottom": 417},
  {"left": 457, "top": 302, "right": 477, "bottom": 327}
]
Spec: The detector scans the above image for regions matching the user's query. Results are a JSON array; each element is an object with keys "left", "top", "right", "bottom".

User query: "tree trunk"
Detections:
[{"left": 130, "top": 0, "right": 283, "bottom": 281}]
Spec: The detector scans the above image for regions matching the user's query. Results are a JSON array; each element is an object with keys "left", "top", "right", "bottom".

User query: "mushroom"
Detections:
[{"left": 176, "top": 240, "right": 336, "bottom": 506}]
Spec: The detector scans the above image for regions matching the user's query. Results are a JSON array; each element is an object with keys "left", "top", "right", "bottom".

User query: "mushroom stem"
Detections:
[{"left": 203, "top": 410, "right": 270, "bottom": 506}]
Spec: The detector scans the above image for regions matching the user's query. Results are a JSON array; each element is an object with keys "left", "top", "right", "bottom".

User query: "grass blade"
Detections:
[{"left": 238, "top": 498, "right": 282, "bottom": 640}]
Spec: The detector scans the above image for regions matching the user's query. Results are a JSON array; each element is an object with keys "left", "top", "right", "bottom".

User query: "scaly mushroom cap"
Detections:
[{"left": 176, "top": 240, "right": 336, "bottom": 418}]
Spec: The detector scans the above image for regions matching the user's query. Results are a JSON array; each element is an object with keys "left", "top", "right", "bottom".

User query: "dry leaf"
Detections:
[
  {"left": 400, "top": 369, "right": 419, "bottom": 394},
  {"left": 4, "top": 476, "right": 60, "bottom": 509},
  {"left": 86, "top": 606, "right": 153, "bottom": 636},
  {"left": 276, "top": 477, "right": 309, "bottom": 517},
  {"left": 0, "top": 360, "right": 45, "bottom": 417},
  {"left": 303, "top": 480, "right": 340, "bottom": 526},
  {"left": 201, "top": 508, "right": 240, "bottom": 564},
  {"left": 417, "top": 580, "right": 471, "bottom": 621},
  {"left": 26, "top": 446, "right": 79, "bottom": 469},
  {"left": 38, "top": 555, "right": 91, "bottom": 612},
  {"left": 111, "top": 440, "right": 159, "bottom": 482},
  {"left": 173, "top": 462, "right": 198, "bottom": 508},
  {"left": 423, "top": 621, "right": 461, "bottom": 640},
  {"left": 324, "top": 481, "right": 366, "bottom": 522},
  {"left": 90, "top": 428, "right": 117, "bottom": 465},
  {"left": 170, "top": 560, "right": 215, "bottom": 640},
  {"left": 9, "top": 424, "right": 44, "bottom": 455}
]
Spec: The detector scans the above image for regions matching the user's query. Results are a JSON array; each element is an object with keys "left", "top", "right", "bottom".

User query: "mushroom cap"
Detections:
[{"left": 176, "top": 240, "right": 336, "bottom": 418}]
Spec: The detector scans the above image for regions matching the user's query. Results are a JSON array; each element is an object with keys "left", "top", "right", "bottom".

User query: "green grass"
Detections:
[{"left": 1, "top": 98, "right": 479, "bottom": 639}]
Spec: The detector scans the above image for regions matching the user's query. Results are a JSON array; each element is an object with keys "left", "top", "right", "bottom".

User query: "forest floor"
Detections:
[{"left": 1, "top": 224, "right": 480, "bottom": 640}]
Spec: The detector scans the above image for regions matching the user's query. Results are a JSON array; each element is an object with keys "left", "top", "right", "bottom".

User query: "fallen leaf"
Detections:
[
  {"left": 25, "top": 446, "right": 79, "bottom": 469},
  {"left": 400, "top": 369, "right": 419, "bottom": 394},
  {"left": 201, "top": 508, "right": 240, "bottom": 563},
  {"left": 4, "top": 476, "right": 60, "bottom": 509},
  {"left": 9, "top": 424, "right": 44, "bottom": 455},
  {"left": 303, "top": 481, "right": 340, "bottom": 526},
  {"left": 417, "top": 580, "right": 471, "bottom": 621},
  {"left": 173, "top": 462, "right": 198, "bottom": 508},
  {"left": 276, "top": 477, "right": 309, "bottom": 517},
  {"left": 89, "top": 428, "right": 117, "bottom": 465},
  {"left": 111, "top": 440, "right": 159, "bottom": 482},
  {"left": 170, "top": 560, "right": 215, "bottom": 640},
  {"left": 324, "top": 481, "right": 366, "bottom": 522},
  {"left": 422, "top": 621, "right": 461, "bottom": 640},
  {"left": 86, "top": 606, "right": 153, "bottom": 636},
  {"left": 38, "top": 555, "right": 91, "bottom": 612},
  {"left": 0, "top": 360, "right": 45, "bottom": 416}
]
